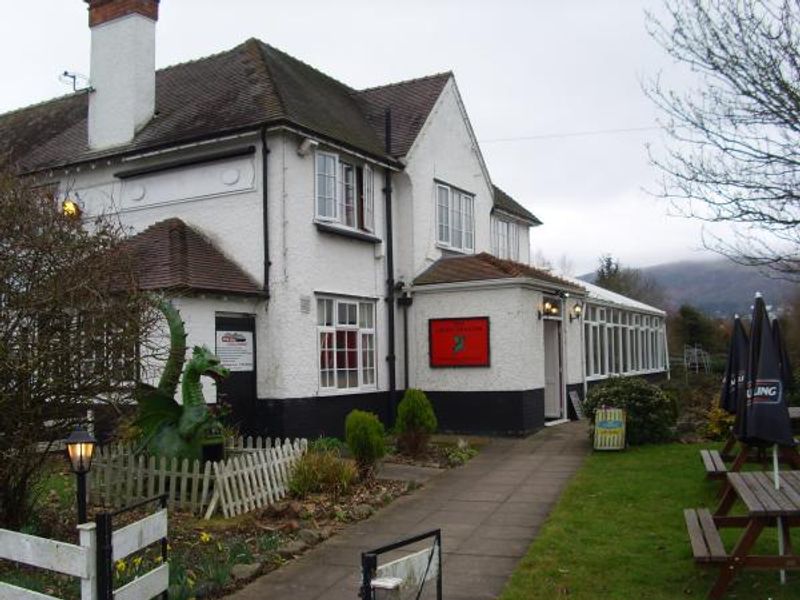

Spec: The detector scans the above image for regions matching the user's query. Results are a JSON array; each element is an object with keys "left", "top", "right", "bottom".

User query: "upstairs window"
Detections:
[
  {"left": 315, "top": 150, "right": 375, "bottom": 233},
  {"left": 491, "top": 217, "right": 519, "bottom": 260},
  {"left": 435, "top": 183, "right": 474, "bottom": 252}
]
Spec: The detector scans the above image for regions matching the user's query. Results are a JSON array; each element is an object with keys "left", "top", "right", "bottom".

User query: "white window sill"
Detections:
[
  {"left": 435, "top": 243, "right": 474, "bottom": 255},
  {"left": 315, "top": 220, "right": 381, "bottom": 244},
  {"left": 317, "top": 386, "right": 379, "bottom": 397}
]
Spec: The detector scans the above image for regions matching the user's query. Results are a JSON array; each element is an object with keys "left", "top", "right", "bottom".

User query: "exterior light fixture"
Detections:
[
  {"left": 570, "top": 303, "right": 583, "bottom": 322},
  {"left": 538, "top": 298, "right": 560, "bottom": 320},
  {"left": 62, "top": 198, "right": 82, "bottom": 219},
  {"left": 65, "top": 427, "right": 96, "bottom": 524}
]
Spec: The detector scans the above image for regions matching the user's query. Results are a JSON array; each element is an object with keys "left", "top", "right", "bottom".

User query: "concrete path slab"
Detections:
[{"left": 226, "top": 420, "right": 589, "bottom": 600}]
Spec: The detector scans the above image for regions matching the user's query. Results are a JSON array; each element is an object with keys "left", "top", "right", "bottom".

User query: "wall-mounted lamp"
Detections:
[
  {"left": 569, "top": 303, "right": 584, "bottom": 322},
  {"left": 62, "top": 198, "right": 82, "bottom": 219},
  {"left": 538, "top": 298, "right": 560, "bottom": 320}
]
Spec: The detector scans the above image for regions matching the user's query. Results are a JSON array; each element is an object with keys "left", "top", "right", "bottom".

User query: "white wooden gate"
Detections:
[{"left": 0, "top": 524, "right": 97, "bottom": 600}]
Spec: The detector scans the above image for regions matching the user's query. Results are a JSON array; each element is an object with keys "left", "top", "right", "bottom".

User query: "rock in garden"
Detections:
[
  {"left": 352, "top": 504, "right": 373, "bottom": 520},
  {"left": 271, "top": 501, "right": 288, "bottom": 514},
  {"left": 231, "top": 563, "right": 261, "bottom": 581},
  {"left": 279, "top": 540, "right": 307, "bottom": 558},
  {"left": 297, "top": 528, "right": 321, "bottom": 545},
  {"left": 280, "top": 520, "right": 301, "bottom": 534}
]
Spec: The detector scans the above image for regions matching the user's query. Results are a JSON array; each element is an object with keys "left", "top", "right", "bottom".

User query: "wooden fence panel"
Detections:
[
  {"left": 0, "top": 530, "right": 88, "bottom": 578},
  {"left": 113, "top": 563, "right": 168, "bottom": 600},
  {"left": 111, "top": 509, "right": 168, "bottom": 562}
]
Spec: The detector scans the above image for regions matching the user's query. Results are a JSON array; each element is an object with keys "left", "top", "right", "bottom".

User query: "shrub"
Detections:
[
  {"left": 345, "top": 410, "right": 386, "bottom": 479},
  {"left": 395, "top": 389, "right": 438, "bottom": 456},
  {"left": 289, "top": 449, "right": 356, "bottom": 499},
  {"left": 583, "top": 377, "right": 676, "bottom": 445},
  {"left": 705, "top": 407, "right": 735, "bottom": 441},
  {"left": 444, "top": 439, "right": 478, "bottom": 467},
  {"left": 309, "top": 436, "right": 346, "bottom": 456}
]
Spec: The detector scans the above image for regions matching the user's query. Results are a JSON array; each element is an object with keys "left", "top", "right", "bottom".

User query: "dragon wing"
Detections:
[{"left": 134, "top": 384, "right": 182, "bottom": 446}]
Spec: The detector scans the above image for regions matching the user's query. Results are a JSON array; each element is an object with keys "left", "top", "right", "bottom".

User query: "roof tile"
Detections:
[
  {"left": 414, "top": 252, "right": 583, "bottom": 292},
  {"left": 121, "top": 218, "right": 262, "bottom": 295}
]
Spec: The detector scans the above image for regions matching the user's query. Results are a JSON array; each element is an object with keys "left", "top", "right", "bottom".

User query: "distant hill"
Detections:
[{"left": 580, "top": 259, "right": 798, "bottom": 317}]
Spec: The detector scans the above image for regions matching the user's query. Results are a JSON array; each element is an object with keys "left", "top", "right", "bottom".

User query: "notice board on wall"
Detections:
[{"left": 429, "top": 317, "right": 490, "bottom": 368}]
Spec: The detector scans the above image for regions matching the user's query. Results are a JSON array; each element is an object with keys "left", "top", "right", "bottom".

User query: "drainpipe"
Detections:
[
  {"left": 398, "top": 291, "right": 413, "bottom": 390},
  {"left": 260, "top": 127, "right": 271, "bottom": 298},
  {"left": 384, "top": 109, "right": 397, "bottom": 422}
]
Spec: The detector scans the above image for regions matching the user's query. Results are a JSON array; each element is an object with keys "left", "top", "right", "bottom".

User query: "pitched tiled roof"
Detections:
[
  {"left": 414, "top": 252, "right": 584, "bottom": 292},
  {"left": 355, "top": 73, "right": 451, "bottom": 157},
  {"left": 0, "top": 40, "right": 451, "bottom": 173},
  {"left": 121, "top": 218, "right": 262, "bottom": 295},
  {"left": 492, "top": 185, "right": 541, "bottom": 225}
]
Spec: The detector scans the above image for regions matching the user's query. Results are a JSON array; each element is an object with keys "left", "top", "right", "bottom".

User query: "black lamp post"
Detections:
[{"left": 65, "top": 428, "right": 96, "bottom": 524}]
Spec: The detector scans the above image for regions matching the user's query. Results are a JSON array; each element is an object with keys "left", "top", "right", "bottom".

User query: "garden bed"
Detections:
[
  {"left": 384, "top": 434, "right": 488, "bottom": 469},
  {"left": 0, "top": 457, "right": 414, "bottom": 599}
]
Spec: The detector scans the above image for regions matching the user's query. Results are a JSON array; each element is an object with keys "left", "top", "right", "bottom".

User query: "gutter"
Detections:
[
  {"left": 383, "top": 108, "right": 398, "bottom": 419},
  {"left": 261, "top": 127, "right": 271, "bottom": 299}
]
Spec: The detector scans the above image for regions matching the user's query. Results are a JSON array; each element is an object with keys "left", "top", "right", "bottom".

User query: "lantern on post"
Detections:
[{"left": 65, "top": 428, "right": 96, "bottom": 524}]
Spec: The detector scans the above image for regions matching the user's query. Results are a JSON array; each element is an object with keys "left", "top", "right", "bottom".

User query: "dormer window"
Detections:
[
  {"left": 435, "top": 182, "right": 474, "bottom": 253},
  {"left": 491, "top": 216, "right": 519, "bottom": 260},
  {"left": 315, "top": 150, "right": 374, "bottom": 233}
]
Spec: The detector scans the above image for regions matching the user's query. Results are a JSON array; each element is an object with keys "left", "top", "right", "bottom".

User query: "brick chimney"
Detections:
[{"left": 84, "top": 0, "right": 159, "bottom": 150}]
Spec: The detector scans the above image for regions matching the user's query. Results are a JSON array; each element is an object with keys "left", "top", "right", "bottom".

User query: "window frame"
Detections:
[
  {"left": 316, "top": 296, "right": 378, "bottom": 394},
  {"left": 314, "top": 149, "right": 378, "bottom": 236},
  {"left": 435, "top": 182, "right": 475, "bottom": 253}
]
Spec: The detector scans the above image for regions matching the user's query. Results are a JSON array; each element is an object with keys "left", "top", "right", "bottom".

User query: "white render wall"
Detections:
[
  {"left": 410, "top": 285, "right": 545, "bottom": 392},
  {"left": 562, "top": 297, "right": 585, "bottom": 386},
  {"left": 57, "top": 130, "right": 392, "bottom": 402},
  {"left": 395, "top": 78, "right": 494, "bottom": 282},
  {"left": 261, "top": 132, "right": 389, "bottom": 399}
]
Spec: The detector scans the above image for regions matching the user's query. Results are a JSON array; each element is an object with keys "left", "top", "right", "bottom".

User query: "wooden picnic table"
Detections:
[{"left": 686, "top": 471, "right": 800, "bottom": 599}]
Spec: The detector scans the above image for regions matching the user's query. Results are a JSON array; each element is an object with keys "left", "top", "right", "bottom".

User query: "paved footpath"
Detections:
[{"left": 227, "top": 421, "right": 589, "bottom": 600}]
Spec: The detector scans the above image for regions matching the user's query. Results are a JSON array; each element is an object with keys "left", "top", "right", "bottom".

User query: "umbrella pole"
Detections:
[{"left": 774, "top": 444, "right": 786, "bottom": 584}]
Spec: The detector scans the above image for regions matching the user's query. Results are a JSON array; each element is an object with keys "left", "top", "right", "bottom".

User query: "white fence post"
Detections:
[{"left": 78, "top": 523, "right": 97, "bottom": 600}]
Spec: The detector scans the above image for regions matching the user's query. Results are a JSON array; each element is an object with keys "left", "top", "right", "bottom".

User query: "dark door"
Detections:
[{"left": 215, "top": 313, "right": 257, "bottom": 430}]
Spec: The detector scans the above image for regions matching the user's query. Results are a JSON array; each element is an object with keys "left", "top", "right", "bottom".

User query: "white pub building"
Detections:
[{"left": 0, "top": 0, "right": 669, "bottom": 437}]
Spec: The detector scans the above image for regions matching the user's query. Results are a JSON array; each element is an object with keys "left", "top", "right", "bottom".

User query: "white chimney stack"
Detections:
[{"left": 84, "top": 0, "right": 159, "bottom": 150}]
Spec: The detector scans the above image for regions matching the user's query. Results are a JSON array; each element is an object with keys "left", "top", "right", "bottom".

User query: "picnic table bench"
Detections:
[{"left": 685, "top": 471, "right": 800, "bottom": 599}]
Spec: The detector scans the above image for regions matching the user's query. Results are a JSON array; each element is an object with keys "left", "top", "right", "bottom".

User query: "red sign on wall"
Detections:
[{"left": 429, "top": 317, "right": 490, "bottom": 368}]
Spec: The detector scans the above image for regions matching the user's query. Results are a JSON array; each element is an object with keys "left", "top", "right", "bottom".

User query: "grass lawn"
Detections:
[{"left": 500, "top": 443, "right": 799, "bottom": 599}]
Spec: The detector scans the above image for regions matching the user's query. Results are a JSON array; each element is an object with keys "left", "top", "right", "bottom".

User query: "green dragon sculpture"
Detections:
[{"left": 135, "top": 299, "right": 230, "bottom": 462}]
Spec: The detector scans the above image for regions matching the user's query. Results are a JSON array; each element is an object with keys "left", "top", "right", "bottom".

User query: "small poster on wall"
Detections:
[
  {"left": 429, "top": 317, "right": 490, "bottom": 368},
  {"left": 215, "top": 331, "right": 254, "bottom": 372}
]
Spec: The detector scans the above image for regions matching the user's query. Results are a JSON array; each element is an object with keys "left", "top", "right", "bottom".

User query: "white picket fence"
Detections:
[
  {"left": 209, "top": 439, "right": 308, "bottom": 519},
  {"left": 90, "top": 437, "right": 307, "bottom": 519}
]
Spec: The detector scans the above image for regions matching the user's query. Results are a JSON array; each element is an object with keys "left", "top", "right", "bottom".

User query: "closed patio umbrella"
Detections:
[
  {"left": 721, "top": 315, "right": 748, "bottom": 415},
  {"left": 743, "top": 295, "right": 793, "bottom": 448},
  {"left": 744, "top": 293, "right": 794, "bottom": 584}
]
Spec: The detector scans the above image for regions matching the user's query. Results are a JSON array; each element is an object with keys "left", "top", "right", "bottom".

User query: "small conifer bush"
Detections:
[
  {"left": 395, "top": 389, "right": 438, "bottom": 456},
  {"left": 345, "top": 410, "right": 386, "bottom": 479}
]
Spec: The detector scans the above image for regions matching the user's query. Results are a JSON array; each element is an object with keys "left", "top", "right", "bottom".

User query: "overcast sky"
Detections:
[{"left": 0, "top": 0, "right": 722, "bottom": 275}]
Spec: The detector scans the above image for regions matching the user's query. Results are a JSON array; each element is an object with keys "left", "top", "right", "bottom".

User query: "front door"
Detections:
[
  {"left": 543, "top": 319, "right": 563, "bottom": 419},
  {"left": 215, "top": 313, "right": 257, "bottom": 429}
]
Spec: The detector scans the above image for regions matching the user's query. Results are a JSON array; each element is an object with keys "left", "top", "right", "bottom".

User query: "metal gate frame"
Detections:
[
  {"left": 96, "top": 494, "right": 168, "bottom": 600},
  {"left": 360, "top": 529, "right": 442, "bottom": 600}
]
